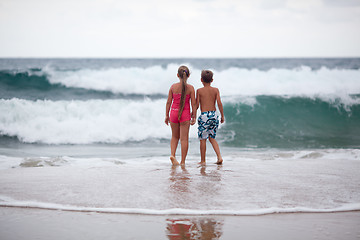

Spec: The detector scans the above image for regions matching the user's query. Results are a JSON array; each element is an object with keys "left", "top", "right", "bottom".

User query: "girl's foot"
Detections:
[
  {"left": 198, "top": 161, "right": 206, "bottom": 166},
  {"left": 170, "top": 156, "right": 179, "bottom": 165},
  {"left": 215, "top": 158, "right": 223, "bottom": 165}
]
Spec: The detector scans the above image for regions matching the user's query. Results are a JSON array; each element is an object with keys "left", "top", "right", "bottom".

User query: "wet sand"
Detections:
[{"left": 0, "top": 207, "right": 359, "bottom": 240}]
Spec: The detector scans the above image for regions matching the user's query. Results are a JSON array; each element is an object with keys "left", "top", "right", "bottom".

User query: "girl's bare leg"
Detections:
[
  {"left": 170, "top": 122, "right": 180, "bottom": 165},
  {"left": 199, "top": 139, "right": 206, "bottom": 165},
  {"left": 179, "top": 121, "right": 190, "bottom": 165},
  {"left": 209, "top": 137, "right": 223, "bottom": 164}
]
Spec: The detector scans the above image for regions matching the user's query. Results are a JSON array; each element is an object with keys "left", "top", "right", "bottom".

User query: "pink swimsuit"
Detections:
[{"left": 170, "top": 93, "right": 191, "bottom": 123}]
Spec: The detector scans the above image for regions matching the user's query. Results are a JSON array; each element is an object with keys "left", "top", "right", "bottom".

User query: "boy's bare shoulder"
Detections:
[
  {"left": 197, "top": 86, "right": 205, "bottom": 92},
  {"left": 211, "top": 86, "right": 220, "bottom": 95},
  {"left": 207, "top": 86, "right": 219, "bottom": 94}
]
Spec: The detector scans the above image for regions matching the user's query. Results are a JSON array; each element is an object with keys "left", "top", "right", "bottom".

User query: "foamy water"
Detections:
[
  {"left": 0, "top": 149, "right": 359, "bottom": 215},
  {"left": 1, "top": 95, "right": 359, "bottom": 145},
  {"left": 46, "top": 65, "right": 360, "bottom": 97},
  {"left": 0, "top": 98, "right": 172, "bottom": 144}
]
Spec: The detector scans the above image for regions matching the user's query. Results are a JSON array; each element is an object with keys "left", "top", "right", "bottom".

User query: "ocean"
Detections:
[{"left": 0, "top": 58, "right": 359, "bottom": 218}]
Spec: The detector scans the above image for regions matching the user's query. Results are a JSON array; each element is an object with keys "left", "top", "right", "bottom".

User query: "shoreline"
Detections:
[
  {"left": 1, "top": 207, "right": 359, "bottom": 240},
  {"left": 1, "top": 203, "right": 360, "bottom": 216}
]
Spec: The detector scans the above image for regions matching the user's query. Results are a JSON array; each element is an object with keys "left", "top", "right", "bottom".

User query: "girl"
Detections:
[{"left": 165, "top": 66, "right": 196, "bottom": 165}]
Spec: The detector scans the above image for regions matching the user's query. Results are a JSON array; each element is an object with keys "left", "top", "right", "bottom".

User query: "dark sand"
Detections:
[{"left": 0, "top": 207, "right": 359, "bottom": 240}]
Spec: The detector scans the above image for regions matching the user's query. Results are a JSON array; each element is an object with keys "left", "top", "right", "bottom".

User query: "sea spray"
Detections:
[
  {"left": 1, "top": 65, "right": 360, "bottom": 99},
  {"left": 0, "top": 96, "right": 359, "bottom": 147},
  {"left": 0, "top": 98, "right": 171, "bottom": 144}
]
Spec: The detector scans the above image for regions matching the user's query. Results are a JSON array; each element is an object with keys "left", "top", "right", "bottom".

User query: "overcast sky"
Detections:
[{"left": 0, "top": 0, "right": 359, "bottom": 58}]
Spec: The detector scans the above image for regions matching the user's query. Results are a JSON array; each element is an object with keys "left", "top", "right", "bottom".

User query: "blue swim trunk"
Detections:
[{"left": 198, "top": 111, "right": 219, "bottom": 140}]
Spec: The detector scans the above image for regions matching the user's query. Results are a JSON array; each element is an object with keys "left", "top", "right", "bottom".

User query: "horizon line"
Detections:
[{"left": 1, "top": 56, "right": 360, "bottom": 59}]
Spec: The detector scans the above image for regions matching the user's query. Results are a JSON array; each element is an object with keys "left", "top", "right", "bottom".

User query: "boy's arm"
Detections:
[
  {"left": 216, "top": 88, "right": 225, "bottom": 123},
  {"left": 195, "top": 89, "right": 200, "bottom": 111},
  {"left": 190, "top": 86, "right": 197, "bottom": 125},
  {"left": 165, "top": 87, "right": 173, "bottom": 125}
]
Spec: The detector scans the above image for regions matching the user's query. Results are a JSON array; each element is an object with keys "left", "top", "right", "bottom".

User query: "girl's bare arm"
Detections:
[{"left": 165, "top": 87, "right": 173, "bottom": 125}]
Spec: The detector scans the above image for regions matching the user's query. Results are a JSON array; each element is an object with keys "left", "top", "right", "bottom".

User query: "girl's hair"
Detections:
[{"left": 177, "top": 65, "right": 190, "bottom": 121}]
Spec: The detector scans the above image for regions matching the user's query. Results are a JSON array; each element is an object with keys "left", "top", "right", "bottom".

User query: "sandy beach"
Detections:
[{"left": 1, "top": 207, "right": 359, "bottom": 240}]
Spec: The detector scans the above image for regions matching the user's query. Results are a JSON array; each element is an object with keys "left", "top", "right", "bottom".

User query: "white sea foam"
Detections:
[
  {"left": 0, "top": 149, "right": 358, "bottom": 169},
  {"left": 0, "top": 93, "right": 358, "bottom": 144},
  {"left": 215, "top": 66, "right": 360, "bottom": 97},
  {"left": 45, "top": 65, "right": 360, "bottom": 97},
  {"left": 0, "top": 149, "right": 359, "bottom": 215},
  {"left": 0, "top": 98, "right": 181, "bottom": 144},
  {"left": 46, "top": 64, "right": 180, "bottom": 95},
  {"left": 0, "top": 155, "right": 22, "bottom": 169},
  {"left": 0, "top": 197, "right": 359, "bottom": 216}
]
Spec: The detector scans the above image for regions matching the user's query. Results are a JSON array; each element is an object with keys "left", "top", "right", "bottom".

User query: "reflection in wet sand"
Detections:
[
  {"left": 166, "top": 218, "right": 223, "bottom": 240},
  {"left": 169, "top": 165, "right": 191, "bottom": 193},
  {"left": 166, "top": 165, "right": 224, "bottom": 239},
  {"left": 199, "top": 165, "right": 223, "bottom": 177},
  {"left": 168, "top": 164, "right": 224, "bottom": 209}
]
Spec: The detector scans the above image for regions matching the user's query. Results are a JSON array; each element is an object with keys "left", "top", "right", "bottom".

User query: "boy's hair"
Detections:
[{"left": 201, "top": 70, "right": 213, "bottom": 83}]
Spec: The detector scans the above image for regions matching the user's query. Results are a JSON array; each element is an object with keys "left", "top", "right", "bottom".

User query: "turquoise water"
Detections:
[{"left": 1, "top": 58, "right": 359, "bottom": 148}]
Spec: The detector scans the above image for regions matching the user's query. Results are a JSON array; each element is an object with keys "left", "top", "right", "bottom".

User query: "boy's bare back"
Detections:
[
  {"left": 196, "top": 69, "right": 225, "bottom": 123},
  {"left": 197, "top": 86, "right": 219, "bottom": 112}
]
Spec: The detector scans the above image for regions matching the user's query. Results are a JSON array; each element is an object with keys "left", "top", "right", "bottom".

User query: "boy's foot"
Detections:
[
  {"left": 170, "top": 156, "right": 179, "bottom": 166},
  {"left": 215, "top": 159, "right": 223, "bottom": 165},
  {"left": 198, "top": 161, "right": 206, "bottom": 166}
]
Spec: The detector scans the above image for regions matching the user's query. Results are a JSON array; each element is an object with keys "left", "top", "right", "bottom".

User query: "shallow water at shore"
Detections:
[{"left": 1, "top": 147, "right": 359, "bottom": 215}]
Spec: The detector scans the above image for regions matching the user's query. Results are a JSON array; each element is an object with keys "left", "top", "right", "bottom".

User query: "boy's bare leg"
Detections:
[
  {"left": 170, "top": 122, "right": 180, "bottom": 165},
  {"left": 209, "top": 137, "right": 223, "bottom": 164},
  {"left": 179, "top": 121, "right": 190, "bottom": 165},
  {"left": 199, "top": 139, "right": 207, "bottom": 165}
]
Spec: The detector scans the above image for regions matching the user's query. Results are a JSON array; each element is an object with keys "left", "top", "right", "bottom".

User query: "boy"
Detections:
[{"left": 196, "top": 70, "right": 225, "bottom": 165}]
